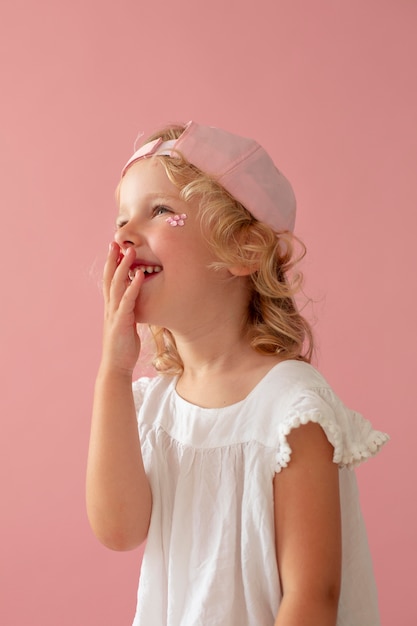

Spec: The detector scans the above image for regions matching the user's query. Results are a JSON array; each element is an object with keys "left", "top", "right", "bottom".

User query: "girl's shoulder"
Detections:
[
  {"left": 247, "top": 359, "right": 335, "bottom": 415},
  {"left": 260, "top": 360, "right": 389, "bottom": 472},
  {"left": 259, "top": 359, "right": 330, "bottom": 392}
]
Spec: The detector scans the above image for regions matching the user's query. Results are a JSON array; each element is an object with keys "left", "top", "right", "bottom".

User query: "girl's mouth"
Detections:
[{"left": 128, "top": 264, "right": 163, "bottom": 282}]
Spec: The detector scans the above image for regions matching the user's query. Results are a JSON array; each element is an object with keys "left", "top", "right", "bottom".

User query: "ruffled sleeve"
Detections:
[{"left": 275, "top": 387, "right": 389, "bottom": 472}]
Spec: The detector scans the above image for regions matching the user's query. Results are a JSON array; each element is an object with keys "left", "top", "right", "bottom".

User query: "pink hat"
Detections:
[{"left": 122, "top": 121, "right": 296, "bottom": 232}]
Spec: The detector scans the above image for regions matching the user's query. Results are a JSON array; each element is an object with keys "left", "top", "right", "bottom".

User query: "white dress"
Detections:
[{"left": 131, "top": 360, "right": 388, "bottom": 626}]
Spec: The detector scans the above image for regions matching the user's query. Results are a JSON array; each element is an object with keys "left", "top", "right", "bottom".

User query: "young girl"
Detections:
[{"left": 87, "top": 121, "right": 388, "bottom": 626}]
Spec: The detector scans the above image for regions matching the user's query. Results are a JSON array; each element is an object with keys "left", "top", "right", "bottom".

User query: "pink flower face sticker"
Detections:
[{"left": 166, "top": 213, "right": 187, "bottom": 227}]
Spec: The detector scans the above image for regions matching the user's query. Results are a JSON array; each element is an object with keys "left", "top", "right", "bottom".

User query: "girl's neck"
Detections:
[
  {"left": 173, "top": 331, "right": 283, "bottom": 408},
  {"left": 173, "top": 321, "right": 253, "bottom": 375}
]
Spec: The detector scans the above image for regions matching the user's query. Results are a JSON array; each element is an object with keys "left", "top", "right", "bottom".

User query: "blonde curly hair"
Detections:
[{"left": 125, "top": 124, "right": 314, "bottom": 374}]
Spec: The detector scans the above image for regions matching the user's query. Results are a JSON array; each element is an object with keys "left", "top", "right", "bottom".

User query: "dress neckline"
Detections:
[{"left": 173, "top": 359, "right": 303, "bottom": 411}]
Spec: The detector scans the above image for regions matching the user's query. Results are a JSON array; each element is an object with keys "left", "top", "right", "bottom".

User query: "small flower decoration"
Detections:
[{"left": 166, "top": 213, "right": 187, "bottom": 227}]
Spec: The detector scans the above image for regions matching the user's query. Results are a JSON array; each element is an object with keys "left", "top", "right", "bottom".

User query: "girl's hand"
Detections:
[{"left": 100, "top": 242, "right": 145, "bottom": 375}]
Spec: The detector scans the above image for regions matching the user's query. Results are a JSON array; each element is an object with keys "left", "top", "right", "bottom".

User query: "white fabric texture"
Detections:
[{"left": 131, "top": 360, "right": 388, "bottom": 626}]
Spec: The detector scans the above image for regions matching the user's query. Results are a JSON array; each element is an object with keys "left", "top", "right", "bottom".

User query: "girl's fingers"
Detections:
[
  {"left": 102, "top": 242, "right": 122, "bottom": 299},
  {"left": 114, "top": 267, "right": 145, "bottom": 322},
  {"left": 103, "top": 243, "right": 134, "bottom": 304},
  {"left": 103, "top": 244, "right": 145, "bottom": 322},
  {"left": 101, "top": 244, "right": 144, "bottom": 370},
  {"left": 120, "top": 265, "right": 145, "bottom": 305}
]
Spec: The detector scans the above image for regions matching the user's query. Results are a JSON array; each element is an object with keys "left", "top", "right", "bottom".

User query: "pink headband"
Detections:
[{"left": 121, "top": 121, "right": 296, "bottom": 233}]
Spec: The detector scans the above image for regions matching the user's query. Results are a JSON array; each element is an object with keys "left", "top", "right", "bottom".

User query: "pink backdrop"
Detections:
[{"left": 1, "top": 1, "right": 415, "bottom": 624}]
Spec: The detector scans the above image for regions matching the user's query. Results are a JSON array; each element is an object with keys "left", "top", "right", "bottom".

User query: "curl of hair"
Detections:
[{"left": 131, "top": 125, "right": 314, "bottom": 374}]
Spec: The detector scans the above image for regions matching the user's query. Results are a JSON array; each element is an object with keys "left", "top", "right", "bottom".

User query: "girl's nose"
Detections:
[{"left": 114, "top": 224, "right": 142, "bottom": 251}]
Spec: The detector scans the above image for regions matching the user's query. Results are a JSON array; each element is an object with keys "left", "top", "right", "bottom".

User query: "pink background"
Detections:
[{"left": 1, "top": 1, "right": 415, "bottom": 624}]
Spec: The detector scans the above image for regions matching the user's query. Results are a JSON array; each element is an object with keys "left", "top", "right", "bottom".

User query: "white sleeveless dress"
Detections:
[{"left": 131, "top": 360, "right": 388, "bottom": 626}]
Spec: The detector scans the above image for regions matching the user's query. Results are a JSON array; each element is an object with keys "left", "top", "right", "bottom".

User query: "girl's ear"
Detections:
[{"left": 227, "top": 227, "right": 261, "bottom": 276}]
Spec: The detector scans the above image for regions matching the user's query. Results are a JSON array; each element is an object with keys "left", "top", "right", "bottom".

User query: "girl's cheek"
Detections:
[{"left": 165, "top": 213, "right": 187, "bottom": 227}]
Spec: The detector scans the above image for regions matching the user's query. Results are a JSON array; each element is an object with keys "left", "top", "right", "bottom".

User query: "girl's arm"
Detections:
[
  {"left": 273, "top": 422, "right": 341, "bottom": 626},
  {"left": 86, "top": 243, "right": 152, "bottom": 551}
]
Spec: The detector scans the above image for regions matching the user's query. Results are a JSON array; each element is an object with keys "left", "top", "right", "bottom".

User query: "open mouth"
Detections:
[{"left": 128, "top": 264, "right": 163, "bottom": 282}]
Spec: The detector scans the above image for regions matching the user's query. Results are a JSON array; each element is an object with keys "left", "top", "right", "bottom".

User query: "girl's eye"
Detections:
[{"left": 153, "top": 205, "right": 171, "bottom": 217}]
